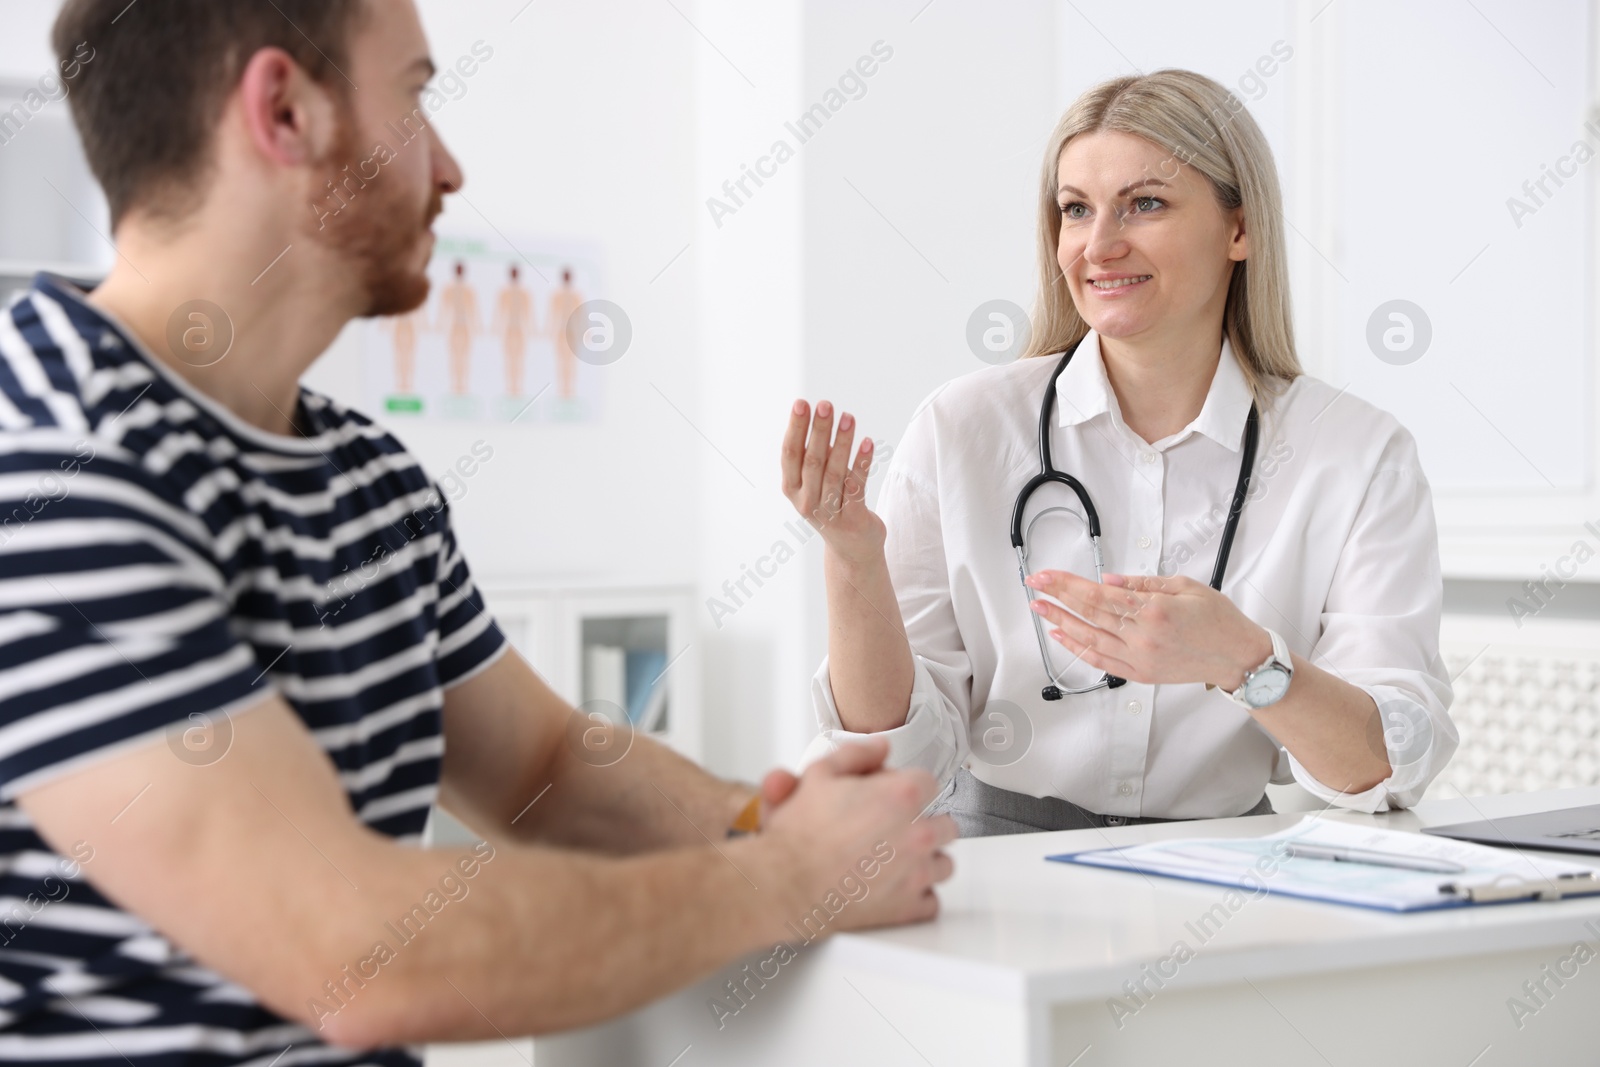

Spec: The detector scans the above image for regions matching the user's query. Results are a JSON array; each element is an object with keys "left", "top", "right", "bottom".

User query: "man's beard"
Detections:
[{"left": 313, "top": 113, "right": 442, "bottom": 318}]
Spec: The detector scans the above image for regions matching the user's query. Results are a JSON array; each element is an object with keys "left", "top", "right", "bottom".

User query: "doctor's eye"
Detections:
[
  {"left": 1059, "top": 201, "right": 1089, "bottom": 220},
  {"left": 1130, "top": 196, "right": 1164, "bottom": 214}
]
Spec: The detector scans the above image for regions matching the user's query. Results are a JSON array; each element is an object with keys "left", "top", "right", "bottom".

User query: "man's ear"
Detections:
[{"left": 236, "top": 47, "right": 341, "bottom": 168}]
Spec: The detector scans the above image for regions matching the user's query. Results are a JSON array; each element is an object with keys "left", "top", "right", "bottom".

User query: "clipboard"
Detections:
[
  {"left": 1047, "top": 815, "right": 1600, "bottom": 912},
  {"left": 1439, "top": 873, "right": 1600, "bottom": 904}
]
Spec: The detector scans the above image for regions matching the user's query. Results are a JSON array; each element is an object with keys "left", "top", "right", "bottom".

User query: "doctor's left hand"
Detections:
[{"left": 1023, "top": 570, "right": 1272, "bottom": 692}]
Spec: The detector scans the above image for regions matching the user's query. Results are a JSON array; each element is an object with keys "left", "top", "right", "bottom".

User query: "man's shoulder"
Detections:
[
  {"left": 0, "top": 284, "right": 437, "bottom": 547},
  {"left": 0, "top": 286, "right": 170, "bottom": 512},
  {"left": 0, "top": 282, "right": 125, "bottom": 439},
  {"left": 297, "top": 387, "right": 440, "bottom": 502}
]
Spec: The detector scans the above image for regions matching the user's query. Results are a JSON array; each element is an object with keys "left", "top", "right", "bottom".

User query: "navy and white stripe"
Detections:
[{"left": 0, "top": 275, "right": 507, "bottom": 1066}]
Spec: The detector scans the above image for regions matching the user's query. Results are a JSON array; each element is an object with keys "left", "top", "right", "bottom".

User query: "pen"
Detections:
[{"left": 1285, "top": 842, "right": 1466, "bottom": 874}]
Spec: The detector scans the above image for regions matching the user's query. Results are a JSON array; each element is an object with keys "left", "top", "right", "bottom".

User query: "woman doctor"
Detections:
[{"left": 780, "top": 69, "right": 1457, "bottom": 836}]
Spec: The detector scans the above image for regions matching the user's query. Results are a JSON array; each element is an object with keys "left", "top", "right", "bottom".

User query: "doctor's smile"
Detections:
[{"left": 1086, "top": 272, "right": 1153, "bottom": 293}]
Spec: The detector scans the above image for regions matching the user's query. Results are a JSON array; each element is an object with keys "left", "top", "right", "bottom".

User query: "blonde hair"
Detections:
[{"left": 1023, "top": 69, "right": 1301, "bottom": 411}]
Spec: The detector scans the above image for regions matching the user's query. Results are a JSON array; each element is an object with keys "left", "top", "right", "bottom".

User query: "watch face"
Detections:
[{"left": 1244, "top": 666, "right": 1291, "bottom": 707}]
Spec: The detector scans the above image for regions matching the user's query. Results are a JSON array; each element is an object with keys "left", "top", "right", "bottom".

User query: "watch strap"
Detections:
[{"left": 1226, "top": 628, "right": 1291, "bottom": 707}]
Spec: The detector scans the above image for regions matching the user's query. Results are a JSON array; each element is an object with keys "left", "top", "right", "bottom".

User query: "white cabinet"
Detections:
[
  {"left": 427, "top": 581, "right": 702, "bottom": 851},
  {"left": 477, "top": 581, "right": 702, "bottom": 764}
]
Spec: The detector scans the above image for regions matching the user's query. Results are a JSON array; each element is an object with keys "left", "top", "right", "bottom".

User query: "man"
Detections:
[{"left": 0, "top": 2, "right": 956, "bottom": 1064}]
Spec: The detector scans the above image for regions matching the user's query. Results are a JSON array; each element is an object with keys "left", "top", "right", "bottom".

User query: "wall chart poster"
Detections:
[{"left": 365, "top": 232, "right": 607, "bottom": 424}]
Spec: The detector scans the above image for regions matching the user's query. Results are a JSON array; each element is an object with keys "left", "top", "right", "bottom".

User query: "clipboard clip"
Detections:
[{"left": 1439, "top": 871, "right": 1600, "bottom": 903}]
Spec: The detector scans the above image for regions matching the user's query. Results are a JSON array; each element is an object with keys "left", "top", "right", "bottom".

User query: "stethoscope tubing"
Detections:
[{"left": 1011, "top": 336, "right": 1260, "bottom": 700}]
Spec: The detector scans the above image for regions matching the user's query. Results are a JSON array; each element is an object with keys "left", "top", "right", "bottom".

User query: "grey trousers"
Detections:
[{"left": 928, "top": 767, "right": 1275, "bottom": 837}]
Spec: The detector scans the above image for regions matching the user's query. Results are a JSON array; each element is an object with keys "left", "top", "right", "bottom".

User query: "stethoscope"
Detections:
[{"left": 1010, "top": 336, "right": 1260, "bottom": 701}]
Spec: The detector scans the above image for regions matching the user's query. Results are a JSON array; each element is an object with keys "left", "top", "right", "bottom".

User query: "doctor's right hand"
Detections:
[
  {"left": 757, "top": 736, "right": 956, "bottom": 931},
  {"left": 781, "top": 399, "right": 884, "bottom": 565}
]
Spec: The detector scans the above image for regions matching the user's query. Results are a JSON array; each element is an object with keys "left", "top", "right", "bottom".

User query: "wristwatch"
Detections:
[{"left": 1213, "top": 628, "right": 1294, "bottom": 710}]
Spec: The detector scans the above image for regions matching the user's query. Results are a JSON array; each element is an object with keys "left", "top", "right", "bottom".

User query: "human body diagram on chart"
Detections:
[{"left": 365, "top": 234, "right": 604, "bottom": 423}]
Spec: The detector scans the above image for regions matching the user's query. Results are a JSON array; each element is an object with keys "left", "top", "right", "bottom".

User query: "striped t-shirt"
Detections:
[{"left": 0, "top": 274, "right": 508, "bottom": 1066}]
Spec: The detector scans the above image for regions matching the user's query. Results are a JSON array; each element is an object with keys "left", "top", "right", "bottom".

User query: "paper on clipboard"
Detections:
[{"left": 1049, "top": 815, "right": 1600, "bottom": 912}]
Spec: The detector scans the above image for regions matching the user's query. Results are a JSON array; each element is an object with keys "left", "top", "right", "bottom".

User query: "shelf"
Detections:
[{"left": 480, "top": 583, "right": 700, "bottom": 763}]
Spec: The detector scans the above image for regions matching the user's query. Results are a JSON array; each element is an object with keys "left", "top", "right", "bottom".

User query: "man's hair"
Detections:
[{"left": 52, "top": 0, "right": 368, "bottom": 227}]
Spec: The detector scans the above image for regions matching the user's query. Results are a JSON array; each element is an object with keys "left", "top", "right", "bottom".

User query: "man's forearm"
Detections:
[
  {"left": 318, "top": 833, "right": 796, "bottom": 1048},
  {"left": 505, "top": 726, "right": 755, "bottom": 852},
  {"left": 435, "top": 652, "right": 754, "bottom": 854}
]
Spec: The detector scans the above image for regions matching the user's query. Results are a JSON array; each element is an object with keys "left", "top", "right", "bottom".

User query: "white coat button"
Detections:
[
  {"left": 1137, "top": 535, "right": 1152, "bottom": 549},
  {"left": 1117, "top": 782, "right": 1133, "bottom": 796},
  {"left": 1127, "top": 700, "right": 1142, "bottom": 714},
  {"left": 1140, "top": 451, "right": 1157, "bottom": 464}
]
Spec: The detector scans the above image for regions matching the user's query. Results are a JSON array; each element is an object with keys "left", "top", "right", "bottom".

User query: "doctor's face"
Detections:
[{"left": 1054, "top": 130, "right": 1247, "bottom": 344}]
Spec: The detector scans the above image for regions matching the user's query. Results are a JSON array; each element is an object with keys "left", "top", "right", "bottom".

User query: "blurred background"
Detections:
[{"left": 0, "top": 0, "right": 1596, "bottom": 810}]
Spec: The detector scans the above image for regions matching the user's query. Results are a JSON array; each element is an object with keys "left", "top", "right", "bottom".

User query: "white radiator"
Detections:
[{"left": 1431, "top": 614, "right": 1600, "bottom": 799}]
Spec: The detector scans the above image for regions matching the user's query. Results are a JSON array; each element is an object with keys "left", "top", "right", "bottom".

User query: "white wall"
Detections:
[
  {"left": 792, "top": 0, "right": 1059, "bottom": 761},
  {"left": 690, "top": 0, "right": 809, "bottom": 776},
  {"left": 0, "top": 3, "right": 58, "bottom": 74}
]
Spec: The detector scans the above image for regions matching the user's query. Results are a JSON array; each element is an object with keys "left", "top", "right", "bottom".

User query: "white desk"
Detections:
[{"left": 530, "top": 788, "right": 1600, "bottom": 1067}]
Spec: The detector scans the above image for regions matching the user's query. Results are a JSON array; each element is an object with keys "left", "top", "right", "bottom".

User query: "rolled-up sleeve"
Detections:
[
  {"left": 1285, "top": 429, "right": 1457, "bottom": 812},
  {"left": 797, "top": 414, "right": 976, "bottom": 788},
  {"left": 800, "top": 652, "right": 969, "bottom": 784}
]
